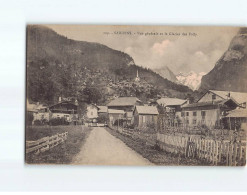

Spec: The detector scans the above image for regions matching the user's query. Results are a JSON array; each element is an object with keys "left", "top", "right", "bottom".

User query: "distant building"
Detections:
[
  {"left": 125, "top": 111, "right": 134, "bottom": 125},
  {"left": 26, "top": 100, "right": 49, "bottom": 124},
  {"left": 107, "top": 97, "right": 142, "bottom": 112},
  {"left": 198, "top": 90, "right": 247, "bottom": 109},
  {"left": 133, "top": 106, "right": 159, "bottom": 129},
  {"left": 98, "top": 106, "right": 108, "bottom": 115},
  {"left": 108, "top": 109, "right": 125, "bottom": 126},
  {"left": 157, "top": 97, "right": 187, "bottom": 112},
  {"left": 156, "top": 97, "right": 187, "bottom": 127},
  {"left": 223, "top": 109, "right": 247, "bottom": 130},
  {"left": 181, "top": 90, "right": 241, "bottom": 128},
  {"left": 49, "top": 101, "right": 78, "bottom": 124},
  {"left": 85, "top": 104, "right": 99, "bottom": 123}
]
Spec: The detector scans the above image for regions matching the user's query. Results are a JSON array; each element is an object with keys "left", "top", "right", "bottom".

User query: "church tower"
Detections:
[{"left": 135, "top": 69, "right": 140, "bottom": 82}]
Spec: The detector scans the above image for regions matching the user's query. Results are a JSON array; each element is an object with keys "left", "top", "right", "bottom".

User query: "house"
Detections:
[
  {"left": 197, "top": 90, "right": 247, "bottom": 108},
  {"left": 26, "top": 100, "right": 50, "bottom": 124},
  {"left": 133, "top": 106, "right": 159, "bottom": 129},
  {"left": 181, "top": 90, "right": 241, "bottom": 128},
  {"left": 108, "top": 109, "right": 125, "bottom": 126},
  {"left": 49, "top": 101, "right": 78, "bottom": 124},
  {"left": 98, "top": 106, "right": 108, "bottom": 115},
  {"left": 33, "top": 106, "right": 50, "bottom": 122},
  {"left": 107, "top": 97, "right": 142, "bottom": 112},
  {"left": 97, "top": 106, "right": 108, "bottom": 124},
  {"left": 156, "top": 97, "right": 187, "bottom": 127},
  {"left": 223, "top": 109, "right": 247, "bottom": 130},
  {"left": 125, "top": 111, "right": 134, "bottom": 125},
  {"left": 85, "top": 104, "right": 99, "bottom": 123},
  {"left": 157, "top": 97, "right": 187, "bottom": 112}
]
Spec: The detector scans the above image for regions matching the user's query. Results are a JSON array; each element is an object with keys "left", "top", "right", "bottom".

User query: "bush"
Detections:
[
  {"left": 33, "top": 119, "right": 49, "bottom": 126},
  {"left": 125, "top": 123, "right": 135, "bottom": 129},
  {"left": 33, "top": 120, "right": 42, "bottom": 126},
  {"left": 97, "top": 114, "right": 108, "bottom": 123},
  {"left": 113, "top": 119, "right": 125, "bottom": 126},
  {"left": 49, "top": 118, "right": 69, "bottom": 126}
]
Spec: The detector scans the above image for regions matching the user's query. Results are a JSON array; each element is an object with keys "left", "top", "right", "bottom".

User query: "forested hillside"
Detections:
[{"left": 26, "top": 25, "right": 192, "bottom": 105}]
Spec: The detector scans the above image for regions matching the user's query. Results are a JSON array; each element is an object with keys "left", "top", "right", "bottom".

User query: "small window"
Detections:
[
  {"left": 186, "top": 112, "right": 189, "bottom": 116},
  {"left": 193, "top": 119, "right": 197, "bottom": 124},
  {"left": 186, "top": 120, "right": 189, "bottom": 124},
  {"left": 193, "top": 111, "right": 197, "bottom": 116},
  {"left": 212, "top": 94, "right": 216, "bottom": 100},
  {"left": 181, "top": 112, "right": 185, "bottom": 117},
  {"left": 201, "top": 111, "right": 206, "bottom": 116}
]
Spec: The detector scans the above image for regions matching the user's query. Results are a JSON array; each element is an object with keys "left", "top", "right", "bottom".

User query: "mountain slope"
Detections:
[
  {"left": 200, "top": 28, "right": 247, "bottom": 92},
  {"left": 153, "top": 66, "right": 178, "bottom": 82},
  {"left": 26, "top": 25, "right": 192, "bottom": 104}
]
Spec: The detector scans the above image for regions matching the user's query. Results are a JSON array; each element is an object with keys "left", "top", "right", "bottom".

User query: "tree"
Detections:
[{"left": 82, "top": 87, "right": 102, "bottom": 104}]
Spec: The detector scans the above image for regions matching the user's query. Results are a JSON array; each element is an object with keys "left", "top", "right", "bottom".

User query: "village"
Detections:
[{"left": 26, "top": 70, "right": 247, "bottom": 166}]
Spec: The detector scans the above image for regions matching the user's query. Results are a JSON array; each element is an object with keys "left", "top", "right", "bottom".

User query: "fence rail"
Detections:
[
  {"left": 122, "top": 129, "right": 134, "bottom": 137},
  {"left": 157, "top": 133, "right": 246, "bottom": 166},
  {"left": 26, "top": 132, "right": 68, "bottom": 154},
  {"left": 109, "top": 124, "right": 246, "bottom": 165}
]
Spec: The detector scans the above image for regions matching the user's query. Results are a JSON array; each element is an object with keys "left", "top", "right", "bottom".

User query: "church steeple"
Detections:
[{"left": 135, "top": 69, "right": 140, "bottom": 82}]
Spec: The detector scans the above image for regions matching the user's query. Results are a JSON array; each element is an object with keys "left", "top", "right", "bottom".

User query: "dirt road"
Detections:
[{"left": 72, "top": 127, "right": 152, "bottom": 165}]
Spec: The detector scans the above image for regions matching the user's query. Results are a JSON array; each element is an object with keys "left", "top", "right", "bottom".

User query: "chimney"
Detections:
[
  {"left": 59, "top": 96, "right": 62, "bottom": 103},
  {"left": 186, "top": 98, "right": 191, "bottom": 104},
  {"left": 228, "top": 92, "right": 231, "bottom": 99}
]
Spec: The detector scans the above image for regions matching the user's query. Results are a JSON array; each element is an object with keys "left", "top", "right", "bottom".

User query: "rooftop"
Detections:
[
  {"left": 98, "top": 106, "right": 108, "bottom": 113},
  {"left": 135, "top": 106, "right": 159, "bottom": 115},
  {"left": 107, "top": 97, "right": 141, "bottom": 107},
  {"left": 26, "top": 100, "right": 47, "bottom": 112},
  {"left": 209, "top": 90, "right": 247, "bottom": 104},
  {"left": 225, "top": 109, "right": 247, "bottom": 118},
  {"left": 157, "top": 97, "right": 187, "bottom": 106},
  {"left": 108, "top": 109, "right": 125, "bottom": 114},
  {"left": 182, "top": 99, "right": 238, "bottom": 108}
]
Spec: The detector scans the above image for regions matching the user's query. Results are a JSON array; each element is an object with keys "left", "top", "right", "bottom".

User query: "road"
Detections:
[{"left": 72, "top": 127, "right": 152, "bottom": 165}]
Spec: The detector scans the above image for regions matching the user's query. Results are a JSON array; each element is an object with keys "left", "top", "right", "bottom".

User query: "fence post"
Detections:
[
  {"left": 229, "top": 143, "right": 233, "bottom": 166},
  {"left": 233, "top": 142, "right": 237, "bottom": 166},
  {"left": 212, "top": 140, "right": 215, "bottom": 164},
  {"left": 226, "top": 142, "right": 229, "bottom": 166},
  {"left": 218, "top": 141, "right": 222, "bottom": 164},
  {"left": 215, "top": 141, "right": 219, "bottom": 165},
  {"left": 207, "top": 140, "right": 210, "bottom": 162},
  {"left": 239, "top": 144, "right": 243, "bottom": 165}
]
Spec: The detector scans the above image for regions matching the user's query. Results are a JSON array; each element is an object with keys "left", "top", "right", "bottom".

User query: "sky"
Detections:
[{"left": 45, "top": 25, "right": 239, "bottom": 75}]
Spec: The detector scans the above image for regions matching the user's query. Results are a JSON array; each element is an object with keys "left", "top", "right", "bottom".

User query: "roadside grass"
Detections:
[
  {"left": 106, "top": 128, "right": 210, "bottom": 166},
  {"left": 25, "top": 125, "right": 92, "bottom": 164}
]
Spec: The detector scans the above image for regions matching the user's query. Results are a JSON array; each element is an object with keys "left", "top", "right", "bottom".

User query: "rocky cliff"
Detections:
[{"left": 200, "top": 28, "right": 247, "bottom": 92}]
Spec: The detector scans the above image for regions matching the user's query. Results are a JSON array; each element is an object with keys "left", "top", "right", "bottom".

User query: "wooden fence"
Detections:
[
  {"left": 157, "top": 133, "right": 246, "bottom": 166},
  {"left": 122, "top": 128, "right": 134, "bottom": 137},
  {"left": 26, "top": 132, "right": 68, "bottom": 154},
  {"left": 121, "top": 128, "right": 157, "bottom": 146}
]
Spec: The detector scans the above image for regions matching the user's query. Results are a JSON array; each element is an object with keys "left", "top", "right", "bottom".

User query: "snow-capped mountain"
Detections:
[{"left": 176, "top": 71, "right": 206, "bottom": 91}]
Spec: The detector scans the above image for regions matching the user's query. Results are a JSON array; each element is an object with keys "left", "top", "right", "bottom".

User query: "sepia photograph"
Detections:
[{"left": 25, "top": 24, "right": 247, "bottom": 166}]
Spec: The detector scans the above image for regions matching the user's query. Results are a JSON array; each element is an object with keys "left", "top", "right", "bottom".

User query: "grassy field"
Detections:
[
  {"left": 106, "top": 127, "right": 209, "bottom": 166},
  {"left": 25, "top": 125, "right": 92, "bottom": 164}
]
